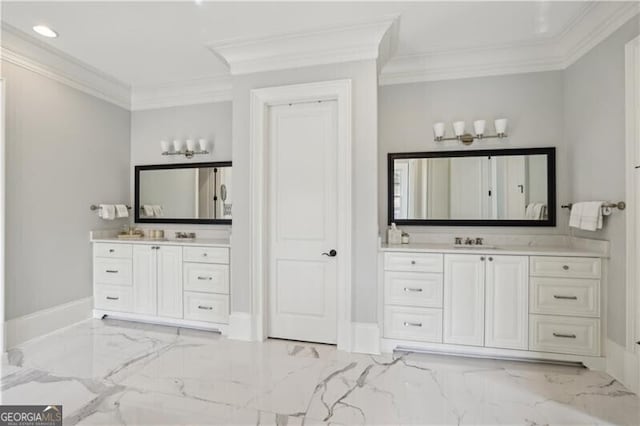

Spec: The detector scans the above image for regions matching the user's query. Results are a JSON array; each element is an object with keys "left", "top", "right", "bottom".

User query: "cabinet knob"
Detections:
[
  {"left": 203, "top": 253, "right": 208, "bottom": 257},
  {"left": 563, "top": 265, "right": 570, "bottom": 270},
  {"left": 488, "top": 257, "right": 493, "bottom": 262},
  {"left": 109, "top": 249, "right": 115, "bottom": 253},
  {"left": 410, "top": 260, "right": 416, "bottom": 265},
  {"left": 480, "top": 256, "right": 486, "bottom": 261}
]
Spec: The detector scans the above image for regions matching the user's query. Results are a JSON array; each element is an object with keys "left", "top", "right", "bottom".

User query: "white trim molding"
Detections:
[
  {"left": 249, "top": 79, "right": 353, "bottom": 351},
  {"left": 352, "top": 322, "right": 380, "bottom": 354},
  {"left": 227, "top": 312, "right": 254, "bottom": 341},
  {"left": 606, "top": 338, "right": 639, "bottom": 393},
  {"left": 131, "top": 75, "right": 232, "bottom": 111},
  {"left": 1, "top": 24, "right": 131, "bottom": 109},
  {"left": 208, "top": 16, "right": 398, "bottom": 76},
  {"left": 0, "top": 80, "right": 5, "bottom": 353},
  {"left": 4, "top": 297, "right": 93, "bottom": 349},
  {"left": 380, "top": 2, "right": 640, "bottom": 86},
  {"left": 626, "top": 35, "right": 640, "bottom": 353}
]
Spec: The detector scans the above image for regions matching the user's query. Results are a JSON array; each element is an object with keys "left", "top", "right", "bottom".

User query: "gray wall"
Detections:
[
  {"left": 379, "top": 71, "right": 567, "bottom": 237},
  {"left": 3, "top": 60, "right": 130, "bottom": 320},
  {"left": 231, "top": 60, "right": 379, "bottom": 323},
  {"left": 564, "top": 15, "right": 640, "bottom": 346},
  {"left": 129, "top": 101, "right": 233, "bottom": 214}
]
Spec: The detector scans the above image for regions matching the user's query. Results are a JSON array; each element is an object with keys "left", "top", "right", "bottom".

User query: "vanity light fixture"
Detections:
[
  {"left": 160, "top": 138, "right": 210, "bottom": 159},
  {"left": 33, "top": 25, "right": 58, "bottom": 38},
  {"left": 433, "top": 118, "right": 508, "bottom": 145}
]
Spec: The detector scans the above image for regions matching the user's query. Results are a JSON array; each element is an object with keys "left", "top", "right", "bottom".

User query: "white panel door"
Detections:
[
  {"left": 485, "top": 255, "right": 529, "bottom": 350},
  {"left": 157, "top": 245, "right": 183, "bottom": 319},
  {"left": 132, "top": 245, "right": 157, "bottom": 315},
  {"left": 444, "top": 254, "right": 485, "bottom": 346},
  {"left": 268, "top": 100, "right": 338, "bottom": 344},
  {"left": 505, "top": 156, "right": 526, "bottom": 219}
]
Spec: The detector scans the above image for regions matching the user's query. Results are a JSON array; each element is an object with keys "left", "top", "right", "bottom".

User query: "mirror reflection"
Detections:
[
  {"left": 137, "top": 163, "right": 232, "bottom": 222},
  {"left": 392, "top": 152, "right": 552, "bottom": 222}
]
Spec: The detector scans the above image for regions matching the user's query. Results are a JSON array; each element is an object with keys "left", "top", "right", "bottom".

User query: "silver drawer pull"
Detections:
[
  {"left": 553, "top": 295, "right": 578, "bottom": 300},
  {"left": 553, "top": 332, "right": 576, "bottom": 339},
  {"left": 562, "top": 265, "right": 570, "bottom": 270},
  {"left": 198, "top": 305, "right": 213, "bottom": 310},
  {"left": 403, "top": 287, "right": 423, "bottom": 292},
  {"left": 197, "top": 276, "right": 213, "bottom": 281},
  {"left": 410, "top": 260, "right": 416, "bottom": 265},
  {"left": 105, "top": 270, "right": 119, "bottom": 274},
  {"left": 106, "top": 296, "right": 119, "bottom": 301},
  {"left": 403, "top": 321, "right": 422, "bottom": 327}
]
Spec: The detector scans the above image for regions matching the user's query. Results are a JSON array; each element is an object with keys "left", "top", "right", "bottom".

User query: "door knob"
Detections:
[{"left": 322, "top": 249, "right": 337, "bottom": 257}]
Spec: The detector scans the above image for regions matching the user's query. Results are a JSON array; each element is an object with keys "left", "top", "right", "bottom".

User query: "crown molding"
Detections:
[
  {"left": 0, "top": 23, "right": 131, "bottom": 109},
  {"left": 208, "top": 15, "right": 398, "bottom": 75},
  {"left": 380, "top": 2, "right": 640, "bottom": 86},
  {"left": 131, "top": 76, "right": 232, "bottom": 111}
]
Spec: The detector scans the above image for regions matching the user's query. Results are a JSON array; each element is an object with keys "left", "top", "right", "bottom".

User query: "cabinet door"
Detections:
[
  {"left": 444, "top": 254, "right": 485, "bottom": 346},
  {"left": 485, "top": 255, "right": 529, "bottom": 350},
  {"left": 132, "top": 245, "right": 157, "bottom": 315},
  {"left": 157, "top": 245, "right": 183, "bottom": 319}
]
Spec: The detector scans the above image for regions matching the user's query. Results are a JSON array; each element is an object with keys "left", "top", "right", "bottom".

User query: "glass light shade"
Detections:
[
  {"left": 199, "top": 138, "right": 208, "bottom": 151},
  {"left": 160, "top": 140, "right": 170, "bottom": 153},
  {"left": 453, "top": 121, "right": 466, "bottom": 137},
  {"left": 186, "top": 139, "right": 196, "bottom": 152},
  {"left": 473, "top": 120, "right": 486, "bottom": 136},
  {"left": 433, "top": 122, "right": 445, "bottom": 139},
  {"left": 495, "top": 118, "right": 508, "bottom": 135},
  {"left": 173, "top": 139, "right": 183, "bottom": 152}
]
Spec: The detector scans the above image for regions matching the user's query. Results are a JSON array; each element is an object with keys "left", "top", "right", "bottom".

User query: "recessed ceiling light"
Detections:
[{"left": 32, "top": 25, "right": 58, "bottom": 38}]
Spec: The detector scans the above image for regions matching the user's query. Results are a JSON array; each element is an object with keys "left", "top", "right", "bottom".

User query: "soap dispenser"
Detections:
[{"left": 388, "top": 223, "right": 402, "bottom": 245}]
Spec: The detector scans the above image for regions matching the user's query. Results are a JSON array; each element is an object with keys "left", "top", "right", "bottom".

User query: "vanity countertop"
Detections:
[
  {"left": 380, "top": 242, "right": 604, "bottom": 258},
  {"left": 91, "top": 237, "right": 230, "bottom": 248}
]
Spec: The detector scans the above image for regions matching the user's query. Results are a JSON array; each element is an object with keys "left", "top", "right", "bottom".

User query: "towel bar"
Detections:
[
  {"left": 90, "top": 204, "right": 132, "bottom": 211},
  {"left": 560, "top": 201, "right": 626, "bottom": 210}
]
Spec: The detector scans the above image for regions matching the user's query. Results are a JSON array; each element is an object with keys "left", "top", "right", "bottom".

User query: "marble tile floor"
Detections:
[{"left": 1, "top": 318, "right": 639, "bottom": 425}]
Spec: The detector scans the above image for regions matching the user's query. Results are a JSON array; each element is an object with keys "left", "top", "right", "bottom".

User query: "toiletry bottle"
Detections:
[{"left": 388, "top": 223, "right": 402, "bottom": 244}]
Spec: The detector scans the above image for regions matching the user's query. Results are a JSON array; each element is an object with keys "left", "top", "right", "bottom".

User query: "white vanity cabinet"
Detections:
[
  {"left": 381, "top": 245, "right": 604, "bottom": 366},
  {"left": 92, "top": 238, "right": 230, "bottom": 332}
]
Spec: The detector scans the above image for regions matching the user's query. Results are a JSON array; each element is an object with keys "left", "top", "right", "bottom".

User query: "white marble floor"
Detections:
[{"left": 1, "top": 319, "right": 639, "bottom": 425}]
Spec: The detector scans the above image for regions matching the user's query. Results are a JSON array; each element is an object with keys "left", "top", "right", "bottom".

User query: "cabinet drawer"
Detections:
[
  {"left": 184, "top": 292, "right": 229, "bottom": 323},
  {"left": 94, "top": 243, "right": 133, "bottom": 259},
  {"left": 183, "top": 246, "right": 229, "bottom": 264},
  {"left": 529, "top": 314, "right": 600, "bottom": 356},
  {"left": 184, "top": 263, "right": 229, "bottom": 294},
  {"left": 384, "top": 271, "right": 443, "bottom": 308},
  {"left": 530, "top": 256, "right": 601, "bottom": 279},
  {"left": 384, "top": 306, "right": 443, "bottom": 343},
  {"left": 384, "top": 252, "right": 443, "bottom": 273},
  {"left": 94, "top": 258, "right": 132, "bottom": 286},
  {"left": 94, "top": 284, "right": 133, "bottom": 312},
  {"left": 530, "top": 278, "right": 600, "bottom": 317}
]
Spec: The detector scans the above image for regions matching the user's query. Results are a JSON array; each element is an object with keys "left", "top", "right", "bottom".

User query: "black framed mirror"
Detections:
[
  {"left": 135, "top": 161, "right": 232, "bottom": 225},
  {"left": 388, "top": 148, "right": 556, "bottom": 227}
]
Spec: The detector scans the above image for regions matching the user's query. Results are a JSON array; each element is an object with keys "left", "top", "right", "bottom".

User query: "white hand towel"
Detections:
[
  {"left": 100, "top": 204, "right": 116, "bottom": 220},
  {"left": 115, "top": 204, "right": 129, "bottom": 218},
  {"left": 569, "top": 203, "right": 583, "bottom": 229},
  {"left": 142, "top": 205, "right": 154, "bottom": 217},
  {"left": 152, "top": 205, "right": 164, "bottom": 218},
  {"left": 580, "top": 201, "right": 604, "bottom": 231}
]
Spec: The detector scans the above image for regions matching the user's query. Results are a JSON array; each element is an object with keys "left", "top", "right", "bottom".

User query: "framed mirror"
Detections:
[
  {"left": 135, "top": 162, "right": 232, "bottom": 225},
  {"left": 388, "top": 148, "right": 556, "bottom": 227}
]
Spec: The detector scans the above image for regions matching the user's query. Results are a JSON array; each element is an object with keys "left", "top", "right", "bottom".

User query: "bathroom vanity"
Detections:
[
  {"left": 379, "top": 242, "right": 605, "bottom": 368},
  {"left": 91, "top": 235, "right": 231, "bottom": 333}
]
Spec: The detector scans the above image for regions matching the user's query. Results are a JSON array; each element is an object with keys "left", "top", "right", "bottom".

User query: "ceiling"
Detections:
[{"left": 2, "top": 1, "right": 592, "bottom": 87}]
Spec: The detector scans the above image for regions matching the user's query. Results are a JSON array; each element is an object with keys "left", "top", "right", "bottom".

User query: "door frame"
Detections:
[
  {"left": 626, "top": 35, "right": 640, "bottom": 351},
  {"left": 0, "top": 79, "right": 5, "bottom": 352},
  {"left": 249, "top": 79, "right": 353, "bottom": 351}
]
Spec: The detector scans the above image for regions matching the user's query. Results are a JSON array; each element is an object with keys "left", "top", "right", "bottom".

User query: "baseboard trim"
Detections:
[
  {"left": 228, "top": 312, "right": 254, "bottom": 341},
  {"left": 351, "top": 322, "right": 380, "bottom": 354},
  {"left": 606, "top": 338, "right": 639, "bottom": 393},
  {"left": 4, "top": 297, "right": 93, "bottom": 349}
]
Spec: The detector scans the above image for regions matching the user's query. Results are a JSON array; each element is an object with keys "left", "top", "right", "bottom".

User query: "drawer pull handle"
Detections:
[
  {"left": 553, "top": 295, "right": 578, "bottom": 300},
  {"left": 197, "top": 276, "right": 213, "bottom": 281},
  {"left": 198, "top": 305, "right": 213, "bottom": 310},
  {"left": 553, "top": 332, "right": 576, "bottom": 339},
  {"left": 403, "top": 287, "right": 423, "bottom": 292},
  {"left": 105, "top": 270, "right": 119, "bottom": 274},
  {"left": 106, "top": 296, "right": 119, "bottom": 301},
  {"left": 410, "top": 260, "right": 416, "bottom": 265},
  {"left": 563, "top": 265, "right": 570, "bottom": 270},
  {"left": 403, "top": 321, "right": 422, "bottom": 327}
]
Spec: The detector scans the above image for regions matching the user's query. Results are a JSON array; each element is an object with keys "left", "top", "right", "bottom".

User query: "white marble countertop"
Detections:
[
  {"left": 380, "top": 242, "right": 603, "bottom": 257},
  {"left": 91, "top": 237, "right": 230, "bottom": 248}
]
